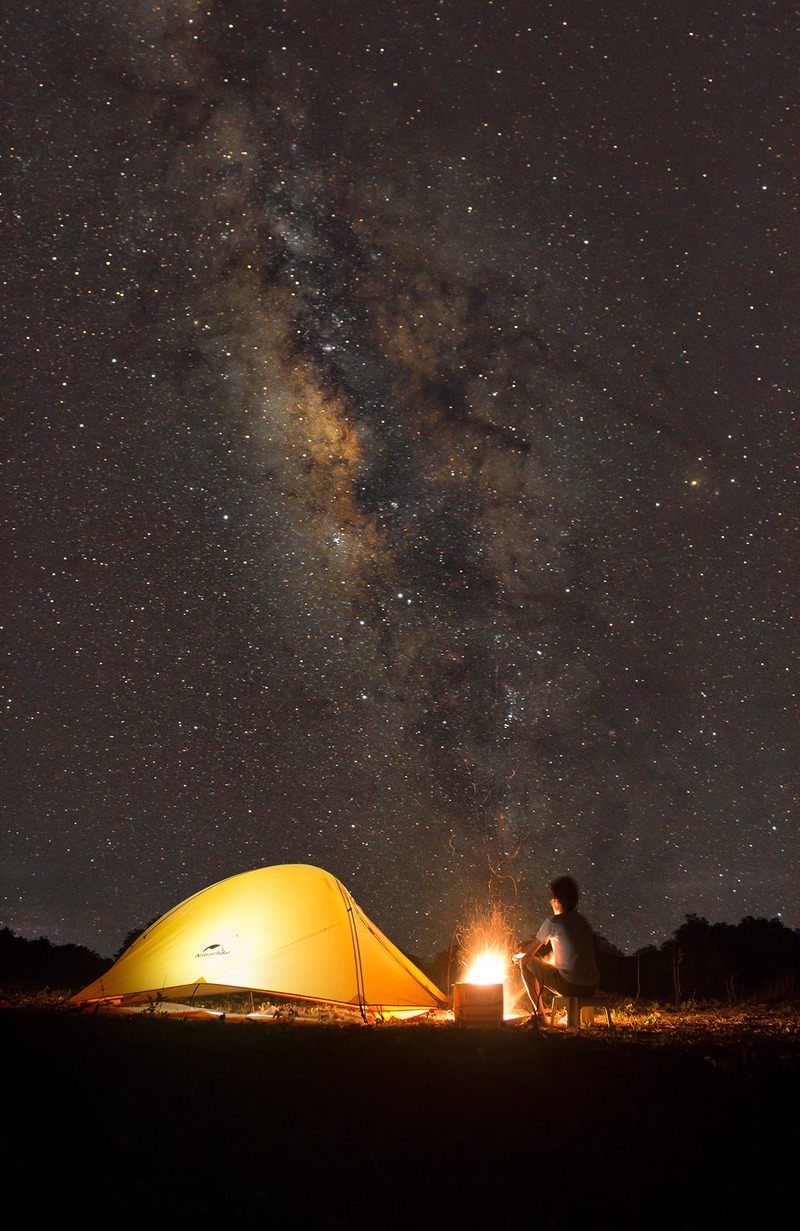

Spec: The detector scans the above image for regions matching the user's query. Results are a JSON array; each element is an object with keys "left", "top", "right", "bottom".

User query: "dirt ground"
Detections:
[{"left": 4, "top": 998, "right": 798, "bottom": 1229}]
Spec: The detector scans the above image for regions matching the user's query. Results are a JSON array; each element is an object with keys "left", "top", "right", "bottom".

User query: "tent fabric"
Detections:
[{"left": 69, "top": 864, "right": 447, "bottom": 1017}]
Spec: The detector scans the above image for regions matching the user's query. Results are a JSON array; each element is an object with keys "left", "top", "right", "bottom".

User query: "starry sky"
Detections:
[{"left": 4, "top": 1, "right": 797, "bottom": 963}]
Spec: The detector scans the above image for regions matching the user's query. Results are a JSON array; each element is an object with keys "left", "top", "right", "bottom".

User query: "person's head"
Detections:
[{"left": 549, "top": 875, "right": 579, "bottom": 913}]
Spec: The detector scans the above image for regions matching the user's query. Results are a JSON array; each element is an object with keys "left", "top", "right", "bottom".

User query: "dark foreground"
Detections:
[{"left": 5, "top": 1004, "right": 799, "bottom": 1230}]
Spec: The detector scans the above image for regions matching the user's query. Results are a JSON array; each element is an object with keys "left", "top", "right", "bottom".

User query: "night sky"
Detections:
[{"left": 4, "top": 1, "right": 797, "bottom": 963}]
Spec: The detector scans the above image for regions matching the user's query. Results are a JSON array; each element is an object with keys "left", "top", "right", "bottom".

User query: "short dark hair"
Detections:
[{"left": 550, "top": 875, "right": 579, "bottom": 911}]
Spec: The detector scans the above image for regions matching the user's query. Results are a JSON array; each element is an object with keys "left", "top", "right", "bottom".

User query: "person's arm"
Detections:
[{"left": 512, "top": 939, "right": 546, "bottom": 964}]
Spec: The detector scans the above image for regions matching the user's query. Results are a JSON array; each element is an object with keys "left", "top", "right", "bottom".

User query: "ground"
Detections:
[{"left": 4, "top": 995, "right": 798, "bottom": 1229}]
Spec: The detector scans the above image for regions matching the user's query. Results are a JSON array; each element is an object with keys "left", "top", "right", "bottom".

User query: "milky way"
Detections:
[{"left": 4, "top": 1, "right": 796, "bottom": 960}]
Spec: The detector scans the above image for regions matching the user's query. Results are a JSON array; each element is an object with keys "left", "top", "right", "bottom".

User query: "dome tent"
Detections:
[{"left": 70, "top": 864, "right": 447, "bottom": 1020}]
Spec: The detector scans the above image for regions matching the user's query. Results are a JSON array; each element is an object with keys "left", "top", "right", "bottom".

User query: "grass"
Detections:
[{"left": 3, "top": 994, "right": 798, "bottom": 1229}]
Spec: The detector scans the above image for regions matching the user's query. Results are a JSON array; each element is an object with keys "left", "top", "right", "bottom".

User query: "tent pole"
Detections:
[{"left": 339, "top": 883, "right": 369, "bottom": 1024}]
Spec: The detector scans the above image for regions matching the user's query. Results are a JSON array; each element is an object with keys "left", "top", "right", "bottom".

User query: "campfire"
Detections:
[{"left": 452, "top": 905, "right": 520, "bottom": 1025}]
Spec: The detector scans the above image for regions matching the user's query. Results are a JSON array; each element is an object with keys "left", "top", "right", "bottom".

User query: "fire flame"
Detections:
[{"left": 464, "top": 948, "right": 509, "bottom": 985}]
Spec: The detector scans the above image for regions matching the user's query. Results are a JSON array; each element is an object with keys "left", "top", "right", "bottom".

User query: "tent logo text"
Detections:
[{"left": 195, "top": 943, "right": 230, "bottom": 958}]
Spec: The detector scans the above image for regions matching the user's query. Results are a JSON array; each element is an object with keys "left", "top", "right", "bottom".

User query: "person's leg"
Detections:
[
  {"left": 518, "top": 959, "right": 537, "bottom": 1013},
  {"left": 520, "top": 957, "right": 549, "bottom": 1018}
]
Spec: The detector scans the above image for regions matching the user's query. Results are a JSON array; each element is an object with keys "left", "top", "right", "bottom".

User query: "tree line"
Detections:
[
  {"left": 2, "top": 914, "right": 799, "bottom": 1003},
  {"left": 0, "top": 928, "right": 109, "bottom": 994},
  {"left": 599, "top": 914, "right": 800, "bottom": 1003}
]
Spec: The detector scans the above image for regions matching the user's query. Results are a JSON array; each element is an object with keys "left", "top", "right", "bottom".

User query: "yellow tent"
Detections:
[{"left": 69, "top": 864, "right": 447, "bottom": 1019}]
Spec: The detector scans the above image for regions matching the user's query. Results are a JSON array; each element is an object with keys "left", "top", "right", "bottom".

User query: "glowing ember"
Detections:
[{"left": 465, "top": 949, "right": 509, "bottom": 985}]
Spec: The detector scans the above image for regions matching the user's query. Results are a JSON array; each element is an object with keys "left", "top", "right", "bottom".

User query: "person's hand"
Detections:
[{"left": 512, "top": 951, "right": 526, "bottom": 965}]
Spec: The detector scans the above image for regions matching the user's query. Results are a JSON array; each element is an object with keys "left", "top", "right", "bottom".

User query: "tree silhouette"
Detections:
[
  {"left": 0, "top": 927, "right": 109, "bottom": 992},
  {"left": 113, "top": 918, "right": 159, "bottom": 962}
]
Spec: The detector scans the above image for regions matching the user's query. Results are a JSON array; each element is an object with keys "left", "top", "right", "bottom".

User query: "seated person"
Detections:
[{"left": 512, "top": 875, "right": 599, "bottom": 1020}]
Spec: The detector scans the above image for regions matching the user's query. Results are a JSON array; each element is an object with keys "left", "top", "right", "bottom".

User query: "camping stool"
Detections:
[{"left": 549, "top": 992, "right": 615, "bottom": 1030}]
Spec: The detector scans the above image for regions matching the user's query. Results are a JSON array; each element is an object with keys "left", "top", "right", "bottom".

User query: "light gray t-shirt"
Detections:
[{"left": 536, "top": 910, "right": 599, "bottom": 986}]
